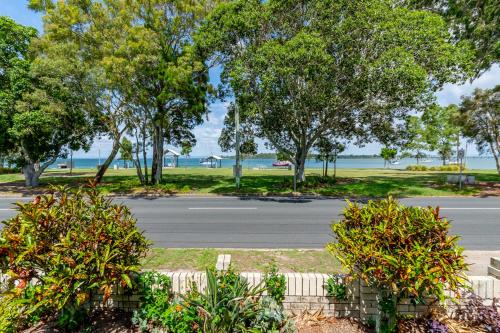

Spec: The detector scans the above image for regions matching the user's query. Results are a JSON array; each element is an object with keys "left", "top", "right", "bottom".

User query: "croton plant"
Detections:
[
  {"left": 327, "top": 197, "right": 468, "bottom": 303},
  {"left": 0, "top": 184, "right": 150, "bottom": 330}
]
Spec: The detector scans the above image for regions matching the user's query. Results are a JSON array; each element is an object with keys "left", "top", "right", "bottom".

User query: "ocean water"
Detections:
[{"left": 48, "top": 156, "right": 498, "bottom": 170}]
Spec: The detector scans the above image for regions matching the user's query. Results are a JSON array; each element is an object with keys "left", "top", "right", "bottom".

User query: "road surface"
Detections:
[{"left": 0, "top": 196, "right": 498, "bottom": 250}]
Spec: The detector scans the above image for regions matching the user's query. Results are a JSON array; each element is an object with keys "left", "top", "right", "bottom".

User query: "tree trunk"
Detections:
[
  {"left": 333, "top": 158, "right": 337, "bottom": 179},
  {"left": 325, "top": 159, "right": 329, "bottom": 177},
  {"left": 69, "top": 151, "right": 73, "bottom": 175},
  {"left": 22, "top": 156, "right": 57, "bottom": 187},
  {"left": 489, "top": 143, "right": 500, "bottom": 176},
  {"left": 151, "top": 124, "right": 164, "bottom": 185},
  {"left": 133, "top": 132, "right": 145, "bottom": 185},
  {"left": 23, "top": 163, "right": 39, "bottom": 187},
  {"left": 495, "top": 154, "right": 500, "bottom": 176},
  {"left": 296, "top": 157, "right": 306, "bottom": 183},
  {"left": 94, "top": 137, "right": 121, "bottom": 183}
]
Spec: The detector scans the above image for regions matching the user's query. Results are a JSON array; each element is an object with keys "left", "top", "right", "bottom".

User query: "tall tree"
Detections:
[
  {"left": 30, "top": 0, "right": 214, "bottom": 185},
  {"left": 129, "top": 0, "right": 214, "bottom": 185},
  {"left": 381, "top": 147, "right": 398, "bottom": 168},
  {"left": 403, "top": 116, "right": 429, "bottom": 164},
  {"left": 120, "top": 137, "right": 133, "bottom": 168},
  {"left": 458, "top": 86, "right": 500, "bottom": 175},
  {"left": 315, "top": 138, "right": 345, "bottom": 178},
  {"left": 0, "top": 17, "right": 37, "bottom": 166},
  {"left": 0, "top": 17, "right": 94, "bottom": 186},
  {"left": 198, "top": 0, "right": 472, "bottom": 182},
  {"left": 407, "top": 0, "right": 499, "bottom": 74},
  {"left": 421, "top": 104, "right": 461, "bottom": 165}
]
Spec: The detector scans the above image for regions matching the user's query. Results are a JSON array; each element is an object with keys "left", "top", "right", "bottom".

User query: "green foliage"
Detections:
[
  {"left": 0, "top": 167, "right": 20, "bottom": 174},
  {"left": 406, "top": 0, "right": 498, "bottom": 73},
  {"left": 406, "top": 165, "right": 464, "bottom": 171},
  {"left": 161, "top": 299, "right": 202, "bottom": 333},
  {"left": 132, "top": 271, "right": 173, "bottom": 331},
  {"left": 132, "top": 267, "right": 294, "bottom": 332},
  {"left": 120, "top": 137, "right": 133, "bottom": 163},
  {"left": 327, "top": 197, "right": 468, "bottom": 304},
  {"left": 264, "top": 263, "right": 286, "bottom": 305},
  {"left": 200, "top": 0, "right": 472, "bottom": 182},
  {"left": 324, "top": 275, "right": 348, "bottom": 300},
  {"left": 0, "top": 16, "right": 37, "bottom": 157},
  {"left": 0, "top": 185, "right": 150, "bottom": 331},
  {"left": 380, "top": 148, "right": 398, "bottom": 167}
]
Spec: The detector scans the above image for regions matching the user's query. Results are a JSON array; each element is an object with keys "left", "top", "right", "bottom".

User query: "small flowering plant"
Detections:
[{"left": 264, "top": 263, "right": 287, "bottom": 304}]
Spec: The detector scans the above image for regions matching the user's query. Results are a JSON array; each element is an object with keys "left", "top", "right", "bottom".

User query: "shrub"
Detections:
[
  {"left": 132, "top": 271, "right": 173, "bottom": 332},
  {"left": 453, "top": 293, "right": 500, "bottom": 332},
  {"left": 327, "top": 197, "right": 468, "bottom": 332},
  {"left": 0, "top": 185, "right": 150, "bottom": 331},
  {"left": 406, "top": 165, "right": 429, "bottom": 171},
  {"left": 324, "top": 274, "right": 348, "bottom": 300},
  {"left": 406, "top": 165, "right": 466, "bottom": 172},
  {"left": 0, "top": 167, "right": 20, "bottom": 174},
  {"left": 264, "top": 263, "right": 286, "bottom": 304},
  {"left": 429, "top": 165, "right": 464, "bottom": 172}
]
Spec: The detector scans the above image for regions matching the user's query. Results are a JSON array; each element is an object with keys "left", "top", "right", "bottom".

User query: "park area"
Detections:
[{"left": 0, "top": 167, "right": 499, "bottom": 198}]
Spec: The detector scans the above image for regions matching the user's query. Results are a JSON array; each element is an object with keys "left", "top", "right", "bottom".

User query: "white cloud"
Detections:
[{"left": 437, "top": 65, "right": 499, "bottom": 106}]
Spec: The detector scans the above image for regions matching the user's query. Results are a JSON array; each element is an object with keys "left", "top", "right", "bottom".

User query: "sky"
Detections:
[{"left": 1, "top": 1, "right": 499, "bottom": 157}]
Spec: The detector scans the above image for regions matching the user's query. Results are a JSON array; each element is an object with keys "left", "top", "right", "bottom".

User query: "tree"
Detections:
[
  {"left": 0, "top": 17, "right": 37, "bottom": 167},
  {"left": 403, "top": 116, "right": 429, "bottom": 164},
  {"left": 198, "top": 0, "right": 472, "bottom": 182},
  {"left": 0, "top": 17, "right": 94, "bottom": 186},
  {"left": 30, "top": 0, "right": 214, "bottom": 185},
  {"left": 120, "top": 137, "right": 133, "bottom": 168},
  {"left": 457, "top": 86, "right": 500, "bottom": 175},
  {"left": 421, "top": 104, "right": 461, "bottom": 165},
  {"left": 315, "top": 138, "right": 345, "bottom": 178},
  {"left": 380, "top": 148, "right": 398, "bottom": 168},
  {"left": 407, "top": 0, "right": 498, "bottom": 74}
]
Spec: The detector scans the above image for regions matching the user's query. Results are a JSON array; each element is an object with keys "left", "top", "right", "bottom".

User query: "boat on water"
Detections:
[
  {"left": 272, "top": 161, "right": 291, "bottom": 167},
  {"left": 390, "top": 160, "right": 400, "bottom": 165},
  {"left": 421, "top": 159, "right": 432, "bottom": 163}
]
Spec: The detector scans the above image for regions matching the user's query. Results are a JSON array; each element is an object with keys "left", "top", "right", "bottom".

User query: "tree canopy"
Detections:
[
  {"left": 198, "top": 0, "right": 473, "bottom": 181},
  {"left": 30, "top": 0, "right": 215, "bottom": 185},
  {"left": 0, "top": 16, "right": 94, "bottom": 186},
  {"left": 407, "top": 0, "right": 499, "bottom": 74},
  {"left": 458, "top": 85, "right": 500, "bottom": 174}
]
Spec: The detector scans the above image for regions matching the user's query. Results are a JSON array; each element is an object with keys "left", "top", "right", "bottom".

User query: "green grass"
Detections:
[
  {"left": 0, "top": 167, "right": 498, "bottom": 198},
  {"left": 141, "top": 248, "right": 342, "bottom": 273}
]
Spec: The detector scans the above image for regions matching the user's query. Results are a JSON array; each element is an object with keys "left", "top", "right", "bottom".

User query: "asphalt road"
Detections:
[{"left": 0, "top": 196, "right": 498, "bottom": 250}]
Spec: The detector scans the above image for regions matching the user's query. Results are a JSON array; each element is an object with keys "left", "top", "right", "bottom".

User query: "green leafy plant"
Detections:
[
  {"left": 324, "top": 274, "right": 348, "bottom": 300},
  {"left": 264, "top": 263, "right": 286, "bottom": 304},
  {"left": 327, "top": 197, "right": 468, "bottom": 332},
  {"left": 0, "top": 184, "right": 150, "bottom": 331},
  {"left": 163, "top": 299, "right": 202, "bottom": 333},
  {"left": 132, "top": 271, "right": 173, "bottom": 332},
  {"left": 186, "top": 268, "right": 295, "bottom": 333}
]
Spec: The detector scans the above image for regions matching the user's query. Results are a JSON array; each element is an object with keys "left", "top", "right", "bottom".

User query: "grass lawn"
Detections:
[
  {"left": 0, "top": 167, "right": 498, "bottom": 197},
  {"left": 141, "top": 248, "right": 343, "bottom": 273}
]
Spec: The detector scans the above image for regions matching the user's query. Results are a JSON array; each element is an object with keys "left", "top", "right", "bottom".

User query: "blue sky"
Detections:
[{"left": 2, "top": 1, "right": 499, "bottom": 157}]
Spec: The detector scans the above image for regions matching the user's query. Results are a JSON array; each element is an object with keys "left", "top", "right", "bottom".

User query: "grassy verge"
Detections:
[
  {"left": 141, "top": 248, "right": 343, "bottom": 274},
  {"left": 0, "top": 167, "right": 498, "bottom": 197}
]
